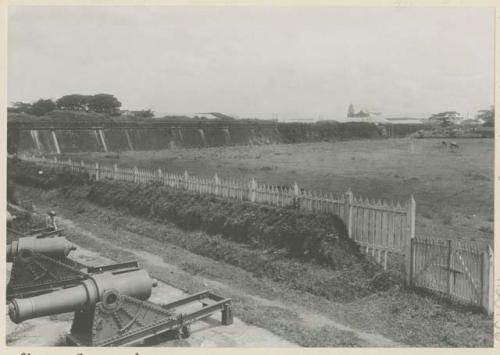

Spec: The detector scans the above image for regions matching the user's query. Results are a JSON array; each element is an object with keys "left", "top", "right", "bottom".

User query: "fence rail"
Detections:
[{"left": 16, "top": 154, "right": 493, "bottom": 314}]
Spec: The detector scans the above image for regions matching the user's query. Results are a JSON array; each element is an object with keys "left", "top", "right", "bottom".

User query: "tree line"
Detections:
[
  {"left": 429, "top": 107, "right": 494, "bottom": 127},
  {"left": 8, "top": 93, "right": 154, "bottom": 118}
]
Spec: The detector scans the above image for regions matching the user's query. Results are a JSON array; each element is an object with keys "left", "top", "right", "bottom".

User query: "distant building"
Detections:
[
  {"left": 346, "top": 115, "right": 424, "bottom": 125},
  {"left": 286, "top": 118, "right": 315, "bottom": 122},
  {"left": 186, "top": 112, "right": 237, "bottom": 120},
  {"left": 384, "top": 117, "right": 425, "bottom": 125}
]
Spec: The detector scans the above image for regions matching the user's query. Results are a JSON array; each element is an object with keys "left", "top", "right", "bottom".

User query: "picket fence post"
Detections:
[
  {"left": 293, "top": 182, "right": 300, "bottom": 208},
  {"left": 404, "top": 195, "right": 416, "bottom": 285},
  {"left": 481, "top": 246, "right": 494, "bottom": 315},
  {"left": 68, "top": 159, "right": 73, "bottom": 173},
  {"left": 158, "top": 168, "right": 163, "bottom": 184},
  {"left": 95, "top": 162, "right": 100, "bottom": 181},
  {"left": 344, "top": 189, "right": 353, "bottom": 239},
  {"left": 133, "top": 166, "right": 138, "bottom": 183},
  {"left": 214, "top": 174, "right": 220, "bottom": 196},
  {"left": 114, "top": 164, "right": 118, "bottom": 180},
  {"left": 409, "top": 238, "right": 415, "bottom": 287},
  {"left": 184, "top": 171, "right": 189, "bottom": 190},
  {"left": 250, "top": 178, "right": 257, "bottom": 202}
]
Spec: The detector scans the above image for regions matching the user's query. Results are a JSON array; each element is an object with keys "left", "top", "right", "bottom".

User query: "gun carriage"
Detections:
[
  {"left": 8, "top": 264, "right": 233, "bottom": 346},
  {"left": 7, "top": 234, "right": 87, "bottom": 299}
]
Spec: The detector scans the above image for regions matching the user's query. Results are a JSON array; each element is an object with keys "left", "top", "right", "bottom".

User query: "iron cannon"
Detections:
[
  {"left": 7, "top": 235, "right": 82, "bottom": 299},
  {"left": 7, "top": 235, "right": 76, "bottom": 262},
  {"left": 8, "top": 265, "right": 232, "bottom": 346},
  {"left": 9, "top": 267, "right": 157, "bottom": 323}
]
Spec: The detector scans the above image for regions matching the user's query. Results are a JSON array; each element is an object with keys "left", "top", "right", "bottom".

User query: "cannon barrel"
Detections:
[
  {"left": 8, "top": 269, "right": 157, "bottom": 323},
  {"left": 7, "top": 236, "right": 76, "bottom": 262}
]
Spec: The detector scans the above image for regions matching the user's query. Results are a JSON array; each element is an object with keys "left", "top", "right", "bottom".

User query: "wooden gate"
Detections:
[{"left": 411, "top": 237, "right": 493, "bottom": 312}]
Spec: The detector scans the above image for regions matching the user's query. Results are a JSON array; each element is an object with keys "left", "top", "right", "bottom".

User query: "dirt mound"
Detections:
[
  {"left": 87, "top": 181, "right": 363, "bottom": 270},
  {"left": 8, "top": 158, "right": 375, "bottom": 270},
  {"left": 8, "top": 158, "right": 89, "bottom": 189}
]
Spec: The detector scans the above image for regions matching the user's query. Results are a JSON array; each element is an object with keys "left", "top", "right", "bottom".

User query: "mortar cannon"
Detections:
[
  {"left": 9, "top": 267, "right": 157, "bottom": 323},
  {"left": 7, "top": 235, "right": 83, "bottom": 300},
  {"left": 8, "top": 266, "right": 232, "bottom": 347},
  {"left": 7, "top": 235, "right": 76, "bottom": 262}
]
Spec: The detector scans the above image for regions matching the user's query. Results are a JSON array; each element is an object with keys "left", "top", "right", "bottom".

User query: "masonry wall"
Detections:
[{"left": 8, "top": 120, "right": 408, "bottom": 155}]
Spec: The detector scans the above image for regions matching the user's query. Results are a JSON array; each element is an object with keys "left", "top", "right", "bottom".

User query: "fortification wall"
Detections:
[
  {"left": 9, "top": 123, "right": 284, "bottom": 154},
  {"left": 8, "top": 114, "right": 421, "bottom": 155}
]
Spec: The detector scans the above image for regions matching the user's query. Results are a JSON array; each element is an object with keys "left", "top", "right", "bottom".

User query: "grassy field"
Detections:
[{"left": 66, "top": 138, "right": 494, "bottom": 246}]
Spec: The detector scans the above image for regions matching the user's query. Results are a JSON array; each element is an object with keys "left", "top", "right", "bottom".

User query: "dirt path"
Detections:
[
  {"left": 62, "top": 217, "right": 401, "bottom": 347},
  {"left": 18, "top": 199, "right": 402, "bottom": 347}
]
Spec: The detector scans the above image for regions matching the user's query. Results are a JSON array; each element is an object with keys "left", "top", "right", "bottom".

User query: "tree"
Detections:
[
  {"left": 87, "top": 94, "right": 121, "bottom": 114},
  {"left": 56, "top": 94, "right": 92, "bottom": 111},
  {"left": 429, "top": 111, "right": 461, "bottom": 127},
  {"left": 30, "top": 99, "right": 56, "bottom": 116},
  {"left": 8, "top": 101, "right": 32, "bottom": 113},
  {"left": 477, "top": 106, "right": 494, "bottom": 127},
  {"left": 131, "top": 109, "right": 154, "bottom": 118},
  {"left": 356, "top": 110, "right": 370, "bottom": 118}
]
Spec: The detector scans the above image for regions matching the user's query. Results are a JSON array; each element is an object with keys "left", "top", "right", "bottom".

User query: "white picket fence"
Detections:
[{"left": 19, "top": 154, "right": 414, "bottom": 271}]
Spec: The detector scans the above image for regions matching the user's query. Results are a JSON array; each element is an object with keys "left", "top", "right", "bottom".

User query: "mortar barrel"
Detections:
[
  {"left": 9, "top": 281, "right": 92, "bottom": 323},
  {"left": 8, "top": 268, "right": 156, "bottom": 324},
  {"left": 7, "top": 236, "right": 77, "bottom": 262}
]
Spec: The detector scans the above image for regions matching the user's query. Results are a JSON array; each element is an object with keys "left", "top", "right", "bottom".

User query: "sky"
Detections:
[{"left": 8, "top": 6, "right": 495, "bottom": 120}]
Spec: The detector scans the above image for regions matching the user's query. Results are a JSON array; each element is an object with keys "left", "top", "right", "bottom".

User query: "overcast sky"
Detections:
[{"left": 8, "top": 6, "right": 494, "bottom": 120}]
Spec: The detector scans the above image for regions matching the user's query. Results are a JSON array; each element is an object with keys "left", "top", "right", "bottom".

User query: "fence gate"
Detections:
[{"left": 411, "top": 238, "right": 492, "bottom": 312}]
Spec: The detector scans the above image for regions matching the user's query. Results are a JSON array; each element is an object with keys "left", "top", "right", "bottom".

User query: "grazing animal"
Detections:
[{"left": 450, "top": 141, "right": 459, "bottom": 149}]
